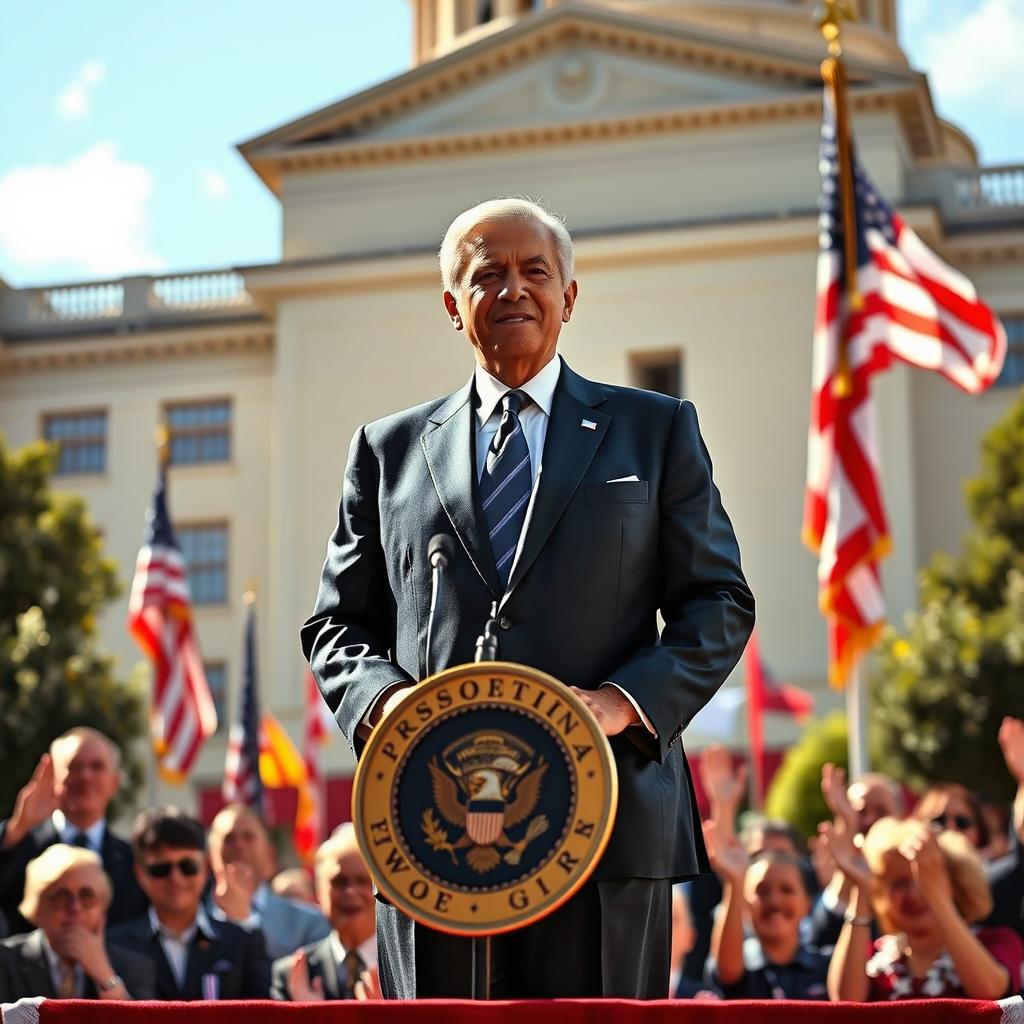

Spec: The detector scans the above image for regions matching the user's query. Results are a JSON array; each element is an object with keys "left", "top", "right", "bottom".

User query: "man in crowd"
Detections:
[
  {"left": 271, "top": 824, "right": 377, "bottom": 1001},
  {"left": 107, "top": 807, "right": 270, "bottom": 1000},
  {"left": 0, "top": 728, "right": 147, "bottom": 935},
  {"left": 303, "top": 197, "right": 754, "bottom": 997},
  {"left": 206, "top": 803, "right": 329, "bottom": 961},
  {"left": 0, "top": 845, "right": 153, "bottom": 1001}
]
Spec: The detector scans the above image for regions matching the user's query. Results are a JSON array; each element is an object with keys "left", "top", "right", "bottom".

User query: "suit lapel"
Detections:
[
  {"left": 505, "top": 363, "right": 610, "bottom": 599},
  {"left": 421, "top": 379, "right": 501, "bottom": 599},
  {"left": 22, "top": 931, "right": 57, "bottom": 998},
  {"left": 183, "top": 929, "right": 221, "bottom": 1000},
  {"left": 309, "top": 936, "right": 341, "bottom": 1000}
]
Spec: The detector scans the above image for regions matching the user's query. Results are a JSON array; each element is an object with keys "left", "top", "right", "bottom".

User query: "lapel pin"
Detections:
[{"left": 581, "top": 419, "right": 597, "bottom": 431}]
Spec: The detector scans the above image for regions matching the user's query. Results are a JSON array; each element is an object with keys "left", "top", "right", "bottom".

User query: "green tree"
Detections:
[
  {"left": 764, "top": 712, "right": 849, "bottom": 838},
  {"left": 0, "top": 437, "right": 146, "bottom": 817},
  {"left": 870, "top": 391, "right": 1024, "bottom": 802}
]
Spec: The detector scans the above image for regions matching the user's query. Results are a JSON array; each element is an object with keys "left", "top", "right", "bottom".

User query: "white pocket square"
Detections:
[{"left": 606, "top": 475, "right": 640, "bottom": 483}]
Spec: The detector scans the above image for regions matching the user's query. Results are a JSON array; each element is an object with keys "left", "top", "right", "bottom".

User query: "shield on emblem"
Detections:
[{"left": 466, "top": 800, "right": 504, "bottom": 845}]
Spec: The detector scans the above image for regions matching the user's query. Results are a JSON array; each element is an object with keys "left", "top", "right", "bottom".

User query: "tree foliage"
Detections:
[
  {"left": 870, "top": 391, "right": 1024, "bottom": 803},
  {"left": 764, "top": 712, "right": 849, "bottom": 838},
  {"left": 0, "top": 437, "right": 146, "bottom": 817}
]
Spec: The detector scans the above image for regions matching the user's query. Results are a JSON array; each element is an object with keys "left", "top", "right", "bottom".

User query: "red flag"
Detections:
[
  {"left": 804, "top": 90, "right": 1005, "bottom": 687},
  {"left": 745, "top": 630, "right": 814, "bottom": 807},
  {"left": 295, "top": 671, "right": 330, "bottom": 863}
]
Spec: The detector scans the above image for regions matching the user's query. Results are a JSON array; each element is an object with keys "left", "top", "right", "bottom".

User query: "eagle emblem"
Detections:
[{"left": 421, "top": 731, "right": 549, "bottom": 874}]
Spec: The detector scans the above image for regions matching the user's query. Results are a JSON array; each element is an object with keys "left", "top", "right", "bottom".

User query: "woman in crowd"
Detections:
[
  {"left": 913, "top": 784, "right": 990, "bottom": 854},
  {"left": 825, "top": 815, "right": 1022, "bottom": 1000},
  {"left": 702, "top": 819, "right": 830, "bottom": 1000}
]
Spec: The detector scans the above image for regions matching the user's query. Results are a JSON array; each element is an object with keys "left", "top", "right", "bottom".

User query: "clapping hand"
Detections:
[
  {"left": 899, "top": 821, "right": 953, "bottom": 907},
  {"left": 355, "top": 966, "right": 383, "bottom": 1000},
  {"left": 4, "top": 755, "right": 58, "bottom": 848},
  {"left": 821, "top": 762, "right": 858, "bottom": 834},
  {"left": 700, "top": 745, "right": 747, "bottom": 816},
  {"left": 818, "top": 820, "right": 872, "bottom": 892},
  {"left": 287, "top": 949, "right": 325, "bottom": 1002},
  {"left": 999, "top": 717, "right": 1024, "bottom": 785},
  {"left": 702, "top": 818, "right": 749, "bottom": 887},
  {"left": 213, "top": 860, "right": 258, "bottom": 920}
]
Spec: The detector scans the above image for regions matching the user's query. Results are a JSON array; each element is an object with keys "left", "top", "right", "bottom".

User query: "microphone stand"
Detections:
[{"left": 470, "top": 600, "right": 500, "bottom": 1000}]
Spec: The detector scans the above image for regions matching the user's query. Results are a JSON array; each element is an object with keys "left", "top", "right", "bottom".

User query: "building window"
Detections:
[
  {"left": 630, "top": 349, "right": 684, "bottom": 399},
  {"left": 476, "top": 0, "right": 494, "bottom": 23},
  {"left": 177, "top": 523, "right": 229, "bottom": 605},
  {"left": 205, "top": 662, "right": 228, "bottom": 732},
  {"left": 997, "top": 315, "right": 1024, "bottom": 387},
  {"left": 43, "top": 410, "right": 107, "bottom": 475},
  {"left": 166, "top": 399, "right": 231, "bottom": 465}
]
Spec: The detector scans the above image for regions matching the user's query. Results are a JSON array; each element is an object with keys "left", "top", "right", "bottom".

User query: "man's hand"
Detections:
[
  {"left": 569, "top": 686, "right": 639, "bottom": 737},
  {"left": 818, "top": 820, "right": 872, "bottom": 893},
  {"left": 355, "top": 965, "right": 383, "bottom": 1001},
  {"left": 287, "top": 949, "right": 325, "bottom": 1002},
  {"left": 900, "top": 821, "right": 953, "bottom": 908},
  {"left": 213, "top": 860, "right": 259, "bottom": 921},
  {"left": 4, "top": 755, "right": 58, "bottom": 849},
  {"left": 58, "top": 925, "right": 114, "bottom": 984}
]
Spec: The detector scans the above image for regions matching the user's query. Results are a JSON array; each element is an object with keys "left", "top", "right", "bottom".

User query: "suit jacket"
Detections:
[
  {"left": 302, "top": 359, "right": 754, "bottom": 880},
  {"left": 106, "top": 912, "right": 270, "bottom": 1000},
  {"left": 0, "top": 819, "right": 147, "bottom": 936},
  {"left": 207, "top": 888, "right": 330, "bottom": 962},
  {"left": 0, "top": 929, "right": 156, "bottom": 1001},
  {"left": 270, "top": 935, "right": 365, "bottom": 1001}
]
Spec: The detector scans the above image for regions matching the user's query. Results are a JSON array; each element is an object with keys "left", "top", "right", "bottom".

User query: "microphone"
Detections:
[
  {"left": 428, "top": 533, "right": 454, "bottom": 570},
  {"left": 475, "top": 601, "right": 500, "bottom": 663},
  {"left": 425, "top": 534, "right": 455, "bottom": 678}
]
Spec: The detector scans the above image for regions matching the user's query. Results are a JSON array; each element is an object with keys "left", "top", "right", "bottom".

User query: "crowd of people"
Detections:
[{"left": 2, "top": 721, "right": 1024, "bottom": 1003}]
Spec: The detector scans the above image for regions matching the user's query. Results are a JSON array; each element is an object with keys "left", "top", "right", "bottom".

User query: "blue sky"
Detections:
[{"left": 0, "top": 0, "right": 1021, "bottom": 288}]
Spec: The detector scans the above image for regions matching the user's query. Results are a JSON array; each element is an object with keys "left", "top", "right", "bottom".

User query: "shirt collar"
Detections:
[
  {"left": 51, "top": 811, "right": 105, "bottom": 851},
  {"left": 329, "top": 930, "right": 377, "bottom": 968},
  {"left": 474, "top": 354, "right": 561, "bottom": 427},
  {"left": 148, "top": 903, "right": 219, "bottom": 942}
]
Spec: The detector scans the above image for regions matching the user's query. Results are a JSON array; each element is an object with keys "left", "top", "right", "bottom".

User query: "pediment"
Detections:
[{"left": 238, "top": 1, "right": 924, "bottom": 194}]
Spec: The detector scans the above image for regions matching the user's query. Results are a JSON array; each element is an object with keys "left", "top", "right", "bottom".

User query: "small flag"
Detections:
[
  {"left": 295, "top": 671, "right": 331, "bottom": 864},
  {"left": 128, "top": 461, "right": 217, "bottom": 783},
  {"left": 222, "top": 603, "right": 264, "bottom": 809}
]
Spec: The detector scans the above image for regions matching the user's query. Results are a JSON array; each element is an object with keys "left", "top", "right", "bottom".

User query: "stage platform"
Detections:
[{"left": 3, "top": 998, "right": 1023, "bottom": 1023}]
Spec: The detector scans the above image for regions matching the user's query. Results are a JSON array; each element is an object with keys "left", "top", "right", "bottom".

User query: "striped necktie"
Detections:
[
  {"left": 479, "top": 389, "right": 532, "bottom": 587},
  {"left": 342, "top": 949, "right": 365, "bottom": 999}
]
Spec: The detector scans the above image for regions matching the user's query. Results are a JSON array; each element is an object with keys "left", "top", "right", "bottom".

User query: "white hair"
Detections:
[{"left": 438, "top": 197, "right": 575, "bottom": 293}]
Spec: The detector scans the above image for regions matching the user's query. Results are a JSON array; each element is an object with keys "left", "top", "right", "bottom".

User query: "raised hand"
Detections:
[
  {"left": 287, "top": 949, "right": 325, "bottom": 1002},
  {"left": 4, "top": 755, "right": 58, "bottom": 848},
  {"left": 59, "top": 925, "right": 114, "bottom": 984},
  {"left": 821, "top": 762, "right": 857, "bottom": 833},
  {"left": 700, "top": 745, "right": 747, "bottom": 813},
  {"left": 818, "top": 820, "right": 872, "bottom": 892},
  {"left": 999, "top": 717, "right": 1024, "bottom": 785},
  {"left": 702, "top": 817, "right": 749, "bottom": 887},
  {"left": 900, "top": 821, "right": 953, "bottom": 907},
  {"left": 213, "top": 859, "right": 258, "bottom": 920}
]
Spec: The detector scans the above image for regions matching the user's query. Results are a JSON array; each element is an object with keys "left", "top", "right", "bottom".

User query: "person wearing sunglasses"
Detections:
[
  {"left": 107, "top": 807, "right": 270, "bottom": 1000},
  {"left": 0, "top": 845, "right": 154, "bottom": 1000},
  {"left": 913, "top": 785, "right": 989, "bottom": 853}
]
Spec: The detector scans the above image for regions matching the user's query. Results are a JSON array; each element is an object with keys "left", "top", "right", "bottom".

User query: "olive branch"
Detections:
[{"left": 422, "top": 809, "right": 458, "bottom": 864}]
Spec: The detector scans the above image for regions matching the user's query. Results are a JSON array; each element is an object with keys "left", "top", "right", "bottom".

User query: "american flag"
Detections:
[
  {"left": 128, "top": 467, "right": 217, "bottom": 782},
  {"left": 294, "top": 670, "right": 330, "bottom": 863},
  {"left": 803, "top": 91, "right": 1006, "bottom": 686},
  {"left": 222, "top": 603, "right": 264, "bottom": 808}
]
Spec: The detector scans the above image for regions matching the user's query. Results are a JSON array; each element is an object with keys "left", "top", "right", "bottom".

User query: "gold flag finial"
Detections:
[
  {"left": 814, "top": 0, "right": 858, "bottom": 57},
  {"left": 154, "top": 423, "right": 170, "bottom": 467}
]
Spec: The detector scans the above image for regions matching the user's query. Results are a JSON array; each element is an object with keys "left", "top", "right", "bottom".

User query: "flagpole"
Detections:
[{"left": 845, "top": 663, "right": 868, "bottom": 778}]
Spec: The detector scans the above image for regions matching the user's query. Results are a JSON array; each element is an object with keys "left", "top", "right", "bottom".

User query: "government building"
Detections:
[{"left": 1, "top": 0, "right": 1022, "bottom": 826}]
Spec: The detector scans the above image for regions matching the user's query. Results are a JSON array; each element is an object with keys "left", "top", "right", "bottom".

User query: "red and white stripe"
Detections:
[
  {"left": 804, "top": 215, "right": 1005, "bottom": 686},
  {"left": 128, "top": 544, "right": 217, "bottom": 782}
]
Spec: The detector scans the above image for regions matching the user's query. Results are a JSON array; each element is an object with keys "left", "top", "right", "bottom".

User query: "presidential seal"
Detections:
[{"left": 352, "top": 662, "right": 617, "bottom": 936}]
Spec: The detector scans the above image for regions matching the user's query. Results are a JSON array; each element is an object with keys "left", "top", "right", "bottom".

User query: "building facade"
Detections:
[{"left": 2, "top": 0, "right": 1022, "bottom": 820}]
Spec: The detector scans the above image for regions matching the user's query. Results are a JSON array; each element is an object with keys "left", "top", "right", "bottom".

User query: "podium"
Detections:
[{"left": 353, "top": 662, "right": 618, "bottom": 998}]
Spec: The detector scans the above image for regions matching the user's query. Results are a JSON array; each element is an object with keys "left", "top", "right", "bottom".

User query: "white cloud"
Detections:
[
  {"left": 56, "top": 59, "right": 107, "bottom": 119},
  {"left": 0, "top": 143, "right": 165, "bottom": 278},
  {"left": 201, "top": 169, "right": 230, "bottom": 199},
  {"left": 916, "top": 0, "right": 1024, "bottom": 111}
]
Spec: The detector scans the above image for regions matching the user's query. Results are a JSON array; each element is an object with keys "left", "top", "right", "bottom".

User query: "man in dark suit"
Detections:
[
  {"left": 0, "top": 728, "right": 147, "bottom": 936},
  {"left": 302, "top": 198, "right": 754, "bottom": 999},
  {"left": 271, "top": 824, "right": 377, "bottom": 1001},
  {"left": 0, "top": 845, "right": 154, "bottom": 1001},
  {"left": 107, "top": 807, "right": 270, "bottom": 1000}
]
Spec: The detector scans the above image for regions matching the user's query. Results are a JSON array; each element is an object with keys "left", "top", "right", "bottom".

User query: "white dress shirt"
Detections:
[
  {"left": 52, "top": 811, "right": 105, "bottom": 852},
  {"left": 148, "top": 905, "right": 216, "bottom": 991},
  {"left": 329, "top": 931, "right": 378, "bottom": 974}
]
